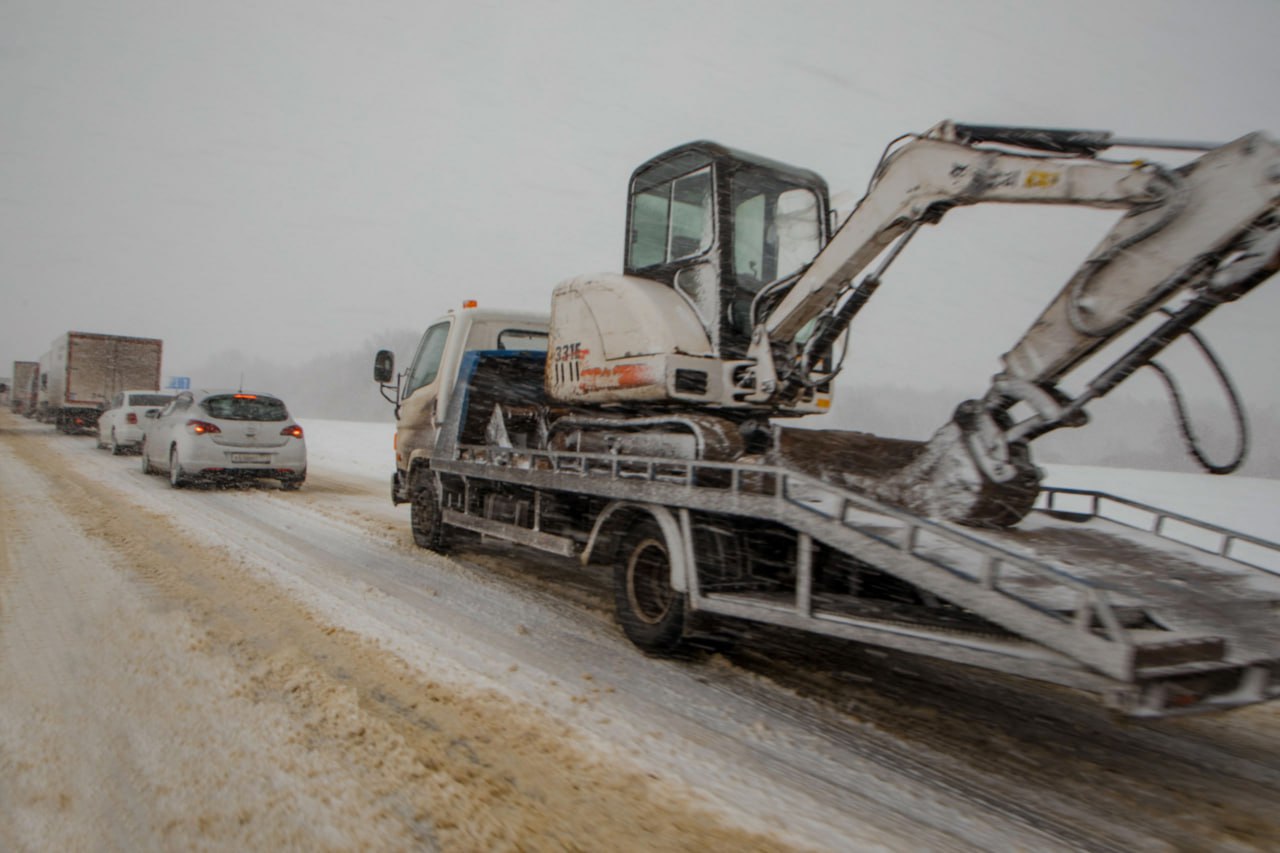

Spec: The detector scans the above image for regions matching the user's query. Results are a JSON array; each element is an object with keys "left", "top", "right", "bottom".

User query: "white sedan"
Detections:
[
  {"left": 140, "top": 389, "right": 307, "bottom": 490},
  {"left": 97, "top": 389, "right": 175, "bottom": 454}
]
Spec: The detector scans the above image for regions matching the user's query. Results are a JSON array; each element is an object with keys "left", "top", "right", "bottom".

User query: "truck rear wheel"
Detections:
[
  {"left": 410, "top": 472, "right": 450, "bottom": 552},
  {"left": 614, "top": 519, "right": 688, "bottom": 655}
]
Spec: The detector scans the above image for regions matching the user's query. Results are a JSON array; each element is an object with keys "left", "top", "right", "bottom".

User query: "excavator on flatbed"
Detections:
[
  {"left": 378, "top": 121, "right": 1280, "bottom": 716},
  {"left": 547, "top": 121, "right": 1280, "bottom": 526}
]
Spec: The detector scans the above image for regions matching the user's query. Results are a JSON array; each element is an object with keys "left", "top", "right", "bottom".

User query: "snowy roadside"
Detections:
[{"left": 0, "top": 438, "right": 427, "bottom": 850}]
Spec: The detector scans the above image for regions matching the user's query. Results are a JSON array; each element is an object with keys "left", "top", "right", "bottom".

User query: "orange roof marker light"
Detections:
[
  {"left": 462, "top": 299, "right": 478, "bottom": 309},
  {"left": 233, "top": 393, "right": 258, "bottom": 399}
]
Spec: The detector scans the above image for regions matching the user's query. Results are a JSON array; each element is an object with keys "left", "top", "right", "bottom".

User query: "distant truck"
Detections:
[
  {"left": 10, "top": 361, "right": 39, "bottom": 417},
  {"left": 38, "top": 332, "right": 163, "bottom": 433}
]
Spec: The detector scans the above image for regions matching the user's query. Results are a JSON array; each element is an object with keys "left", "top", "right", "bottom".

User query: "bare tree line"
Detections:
[{"left": 184, "top": 329, "right": 422, "bottom": 425}]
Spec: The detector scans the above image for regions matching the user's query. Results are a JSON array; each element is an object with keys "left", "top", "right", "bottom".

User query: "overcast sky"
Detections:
[{"left": 3, "top": 1, "right": 1279, "bottom": 419}]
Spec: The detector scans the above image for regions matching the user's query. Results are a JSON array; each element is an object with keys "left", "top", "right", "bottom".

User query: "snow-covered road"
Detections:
[{"left": 3, "top": 410, "right": 1279, "bottom": 851}]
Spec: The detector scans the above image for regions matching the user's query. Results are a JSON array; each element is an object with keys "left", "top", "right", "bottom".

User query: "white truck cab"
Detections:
[{"left": 376, "top": 304, "right": 548, "bottom": 503}]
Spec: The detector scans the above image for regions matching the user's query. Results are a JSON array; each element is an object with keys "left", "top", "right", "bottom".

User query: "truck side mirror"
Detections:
[
  {"left": 373, "top": 350, "right": 395, "bottom": 383},
  {"left": 144, "top": 409, "right": 159, "bottom": 419}
]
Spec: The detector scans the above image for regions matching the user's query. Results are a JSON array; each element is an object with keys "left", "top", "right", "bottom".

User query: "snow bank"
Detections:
[{"left": 297, "top": 419, "right": 395, "bottom": 486}]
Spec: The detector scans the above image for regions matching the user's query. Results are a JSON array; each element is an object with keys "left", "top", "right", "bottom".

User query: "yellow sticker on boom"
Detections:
[{"left": 1026, "top": 170, "right": 1060, "bottom": 189}]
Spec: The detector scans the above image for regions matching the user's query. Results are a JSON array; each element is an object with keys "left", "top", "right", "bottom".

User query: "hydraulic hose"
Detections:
[{"left": 1145, "top": 320, "right": 1249, "bottom": 475}]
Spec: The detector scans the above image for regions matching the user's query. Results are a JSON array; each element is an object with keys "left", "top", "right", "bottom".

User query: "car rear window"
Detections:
[
  {"left": 201, "top": 394, "right": 289, "bottom": 422},
  {"left": 129, "top": 394, "right": 174, "bottom": 407}
]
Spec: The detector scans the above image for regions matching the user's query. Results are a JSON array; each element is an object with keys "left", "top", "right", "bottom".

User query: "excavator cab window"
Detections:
[
  {"left": 629, "top": 189, "right": 667, "bottom": 268},
  {"left": 628, "top": 166, "right": 713, "bottom": 269},
  {"left": 730, "top": 173, "right": 822, "bottom": 288},
  {"left": 725, "top": 172, "right": 823, "bottom": 342}
]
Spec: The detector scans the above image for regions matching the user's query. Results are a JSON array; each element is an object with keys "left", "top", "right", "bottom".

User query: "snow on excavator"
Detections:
[{"left": 547, "top": 121, "right": 1280, "bottom": 527}]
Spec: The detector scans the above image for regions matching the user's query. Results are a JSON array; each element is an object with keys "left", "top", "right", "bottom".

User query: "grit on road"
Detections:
[{"left": 1, "top": 410, "right": 1279, "bottom": 851}]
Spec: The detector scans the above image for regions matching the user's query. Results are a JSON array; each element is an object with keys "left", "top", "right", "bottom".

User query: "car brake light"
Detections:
[
  {"left": 187, "top": 419, "right": 221, "bottom": 435},
  {"left": 126, "top": 413, "right": 138, "bottom": 424},
  {"left": 281, "top": 424, "right": 303, "bottom": 438},
  {"left": 462, "top": 299, "right": 478, "bottom": 308}
]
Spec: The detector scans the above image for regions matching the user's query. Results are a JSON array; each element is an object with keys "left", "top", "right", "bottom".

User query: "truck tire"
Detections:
[
  {"left": 410, "top": 473, "right": 449, "bottom": 552},
  {"left": 614, "top": 518, "right": 688, "bottom": 655}
]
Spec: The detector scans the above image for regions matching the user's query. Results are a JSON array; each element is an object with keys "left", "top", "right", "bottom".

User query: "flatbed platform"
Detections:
[{"left": 434, "top": 437, "right": 1280, "bottom": 716}]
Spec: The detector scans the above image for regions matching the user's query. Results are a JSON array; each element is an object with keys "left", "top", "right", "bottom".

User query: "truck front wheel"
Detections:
[
  {"left": 614, "top": 519, "right": 688, "bottom": 655},
  {"left": 410, "top": 472, "right": 449, "bottom": 552}
]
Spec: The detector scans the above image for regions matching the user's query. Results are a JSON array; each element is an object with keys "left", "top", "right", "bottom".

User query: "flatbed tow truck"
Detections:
[{"left": 377, "top": 122, "right": 1280, "bottom": 717}]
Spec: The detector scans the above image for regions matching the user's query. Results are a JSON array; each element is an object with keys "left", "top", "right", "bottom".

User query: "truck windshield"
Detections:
[
  {"left": 404, "top": 320, "right": 451, "bottom": 398},
  {"left": 731, "top": 172, "right": 822, "bottom": 287}
]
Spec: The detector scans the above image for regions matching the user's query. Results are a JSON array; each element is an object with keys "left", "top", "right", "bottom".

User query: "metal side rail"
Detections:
[
  {"left": 437, "top": 445, "right": 1280, "bottom": 712},
  {"left": 1036, "top": 487, "right": 1280, "bottom": 576},
  {"left": 442, "top": 445, "right": 1280, "bottom": 666}
]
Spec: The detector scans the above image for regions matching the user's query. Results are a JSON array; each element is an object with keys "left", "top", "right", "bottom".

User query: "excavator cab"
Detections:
[{"left": 624, "top": 141, "right": 833, "bottom": 358}]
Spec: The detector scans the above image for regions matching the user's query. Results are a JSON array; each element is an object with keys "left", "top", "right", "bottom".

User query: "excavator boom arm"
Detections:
[
  {"left": 764, "top": 123, "right": 1163, "bottom": 342},
  {"left": 737, "top": 121, "right": 1280, "bottom": 527},
  {"left": 750, "top": 122, "right": 1280, "bottom": 404}
]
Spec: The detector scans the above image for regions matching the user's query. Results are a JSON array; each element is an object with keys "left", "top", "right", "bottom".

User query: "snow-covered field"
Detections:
[
  {"left": 4, "top": 412, "right": 1280, "bottom": 851},
  {"left": 299, "top": 417, "right": 396, "bottom": 483}
]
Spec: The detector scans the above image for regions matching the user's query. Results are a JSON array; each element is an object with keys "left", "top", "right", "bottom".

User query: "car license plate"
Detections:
[{"left": 230, "top": 453, "right": 270, "bottom": 464}]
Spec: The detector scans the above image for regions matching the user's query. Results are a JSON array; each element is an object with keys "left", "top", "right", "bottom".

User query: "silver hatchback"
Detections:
[{"left": 140, "top": 389, "right": 307, "bottom": 489}]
